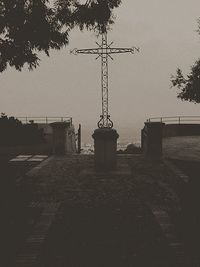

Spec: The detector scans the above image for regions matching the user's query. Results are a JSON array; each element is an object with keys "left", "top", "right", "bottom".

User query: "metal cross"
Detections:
[{"left": 71, "top": 31, "right": 139, "bottom": 128}]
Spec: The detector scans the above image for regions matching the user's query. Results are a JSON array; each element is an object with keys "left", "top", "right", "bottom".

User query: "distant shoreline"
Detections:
[{"left": 81, "top": 141, "right": 141, "bottom": 154}]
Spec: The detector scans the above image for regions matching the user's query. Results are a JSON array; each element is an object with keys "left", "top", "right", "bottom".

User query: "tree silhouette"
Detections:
[
  {"left": 171, "top": 18, "right": 200, "bottom": 103},
  {"left": 0, "top": 113, "right": 45, "bottom": 145},
  {"left": 0, "top": 0, "right": 121, "bottom": 72}
]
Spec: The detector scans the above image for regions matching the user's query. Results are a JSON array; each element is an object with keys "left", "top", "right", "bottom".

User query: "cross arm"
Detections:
[
  {"left": 70, "top": 48, "right": 102, "bottom": 55},
  {"left": 108, "top": 47, "right": 140, "bottom": 54},
  {"left": 70, "top": 46, "right": 140, "bottom": 56}
]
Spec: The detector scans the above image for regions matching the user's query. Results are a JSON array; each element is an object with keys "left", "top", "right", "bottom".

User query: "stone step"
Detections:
[
  {"left": 16, "top": 202, "right": 60, "bottom": 267},
  {"left": 164, "top": 160, "right": 190, "bottom": 183},
  {"left": 152, "top": 208, "right": 186, "bottom": 266}
]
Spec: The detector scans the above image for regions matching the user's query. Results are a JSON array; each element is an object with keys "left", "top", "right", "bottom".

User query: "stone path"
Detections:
[
  {"left": 165, "top": 158, "right": 200, "bottom": 266},
  {"left": 15, "top": 155, "right": 184, "bottom": 267},
  {"left": 163, "top": 135, "right": 200, "bottom": 265},
  {"left": 152, "top": 208, "right": 185, "bottom": 267},
  {"left": 16, "top": 202, "right": 60, "bottom": 267},
  {"left": 13, "top": 153, "right": 196, "bottom": 266}
]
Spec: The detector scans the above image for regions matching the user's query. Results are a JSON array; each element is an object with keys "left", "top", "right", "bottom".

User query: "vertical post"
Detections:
[{"left": 77, "top": 124, "right": 81, "bottom": 154}]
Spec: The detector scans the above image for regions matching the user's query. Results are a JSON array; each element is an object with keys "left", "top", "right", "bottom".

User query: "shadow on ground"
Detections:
[{"left": 40, "top": 204, "right": 172, "bottom": 267}]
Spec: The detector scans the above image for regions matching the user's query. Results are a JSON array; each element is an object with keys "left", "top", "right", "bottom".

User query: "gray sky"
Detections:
[{"left": 1, "top": 0, "right": 200, "bottom": 143}]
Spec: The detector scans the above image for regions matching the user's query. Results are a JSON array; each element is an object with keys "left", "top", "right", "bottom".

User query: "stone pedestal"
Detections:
[
  {"left": 50, "top": 122, "right": 70, "bottom": 155},
  {"left": 142, "top": 122, "right": 165, "bottom": 158},
  {"left": 92, "top": 128, "right": 119, "bottom": 171}
]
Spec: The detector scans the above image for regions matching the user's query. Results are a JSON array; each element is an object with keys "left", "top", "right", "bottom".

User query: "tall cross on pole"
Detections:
[{"left": 71, "top": 31, "right": 139, "bottom": 129}]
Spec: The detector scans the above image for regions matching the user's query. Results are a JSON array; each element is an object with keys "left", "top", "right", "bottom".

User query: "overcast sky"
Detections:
[{"left": 1, "top": 0, "right": 200, "bottom": 143}]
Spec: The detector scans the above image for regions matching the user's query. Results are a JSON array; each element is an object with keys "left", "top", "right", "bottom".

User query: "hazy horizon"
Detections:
[{"left": 1, "top": 0, "right": 200, "bottom": 144}]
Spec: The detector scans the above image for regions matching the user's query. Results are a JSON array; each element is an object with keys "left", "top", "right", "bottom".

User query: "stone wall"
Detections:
[
  {"left": 37, "top": 123, "right": 53, "bottom": 145},
  {"left": 163, "top": 124, "right": 200, "bottom": 138},
  {"left": 37, "top": 123, "right": 76, "bottom": 154}
]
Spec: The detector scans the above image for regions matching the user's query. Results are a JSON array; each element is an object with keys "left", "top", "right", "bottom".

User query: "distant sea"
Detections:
[
  {"left": 81, "top": 141, "right": 141, "bottom": 154},
  {"left": 80, "top": 125, "right": 142, "bottom": 154}
]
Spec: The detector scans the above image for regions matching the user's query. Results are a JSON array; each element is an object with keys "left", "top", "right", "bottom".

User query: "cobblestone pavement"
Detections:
[
  {"left": 21, "top": 154, "right": 189, "bottom": 267},
  {"left": 26, "top": 155, "right": 180, "bottom": 212}
]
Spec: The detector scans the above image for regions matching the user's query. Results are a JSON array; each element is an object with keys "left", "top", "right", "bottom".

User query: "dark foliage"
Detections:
[
  {"left": 171, "top": 61, "right": 200, "bottom": 103},
  {"left": 117, "top": 143, "right": 142, "bottom": 154},
  {"left": 0, "top": 0, "right": 121, "bottom": 72},
  {"left": 0, "top": 113, "right": 44, "bottom": 146},
  {"left": 171, "top": 19, "right": 200, "bottom": 103}
]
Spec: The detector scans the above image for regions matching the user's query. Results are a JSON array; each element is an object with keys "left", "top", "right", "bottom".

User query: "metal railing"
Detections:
[
  {"left": 147, "top": 116, "right": 200, "bottom": 124},
  {"left": 17, "top": 116, "right": 72, "bottom": 125}
]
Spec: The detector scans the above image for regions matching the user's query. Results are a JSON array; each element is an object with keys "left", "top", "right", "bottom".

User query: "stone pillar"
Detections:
[
  {"left": 92, "top": 128, "right": 119, "bottom": 171},
  {"left": 65, "top": 125, "right": 76, "bottom": 153},
  {"left": 50, "top": 122, "right": 70, "bottom": 155},
  {"left": 143, "top": 122, "right": 165, "bottom": 158}
]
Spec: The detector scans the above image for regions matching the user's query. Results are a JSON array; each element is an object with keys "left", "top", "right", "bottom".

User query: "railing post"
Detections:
[
  {"left": 46, "top": 117, "right": 48, "bottom": 124},
  {"left": 178, "top": 117, "right": 180, "bottom": 124}
]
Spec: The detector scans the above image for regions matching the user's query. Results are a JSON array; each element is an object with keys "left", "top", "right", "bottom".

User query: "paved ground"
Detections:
[
  {"left": 11, "top": 154, "right": 190, "bottom": 267},
  {"left": 163, "top": 136, "right": 200, "bottom": 265},
  {"left": 0, "top": 155, "right": 48, "bottom": 267},
  {"left": 2, "top": 143, "right": 200, "bottom": 267},
  {"left": 1, "top": 135, "right": 200, "bottom": 266},
  {"left": 163, "top": 136, "right": 200, "bottom": 161}
]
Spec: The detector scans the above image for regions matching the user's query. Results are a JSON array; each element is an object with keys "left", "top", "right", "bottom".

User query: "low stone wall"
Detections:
[
  {"left": 141, "top": 122, "right": 200, "bottom": 158},
  {"left": 163, "top": 124, "right": 200, "bottom": 138}
]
